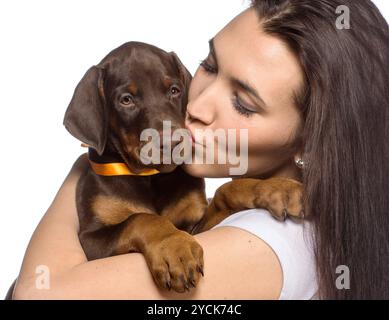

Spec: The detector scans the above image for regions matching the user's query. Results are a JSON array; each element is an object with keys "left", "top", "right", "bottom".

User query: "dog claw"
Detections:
[
  {"left": 189, "top": 279, "right": 196, "bottom": 287},
  {"left": 197, "top": 265, "right": 204, "bottom": 277},
  {"left": 282, "top": 209, "right": 288, "bottom": 221},
  {"left": 166, "top": 281, "right": 171, "bottom": 290}
]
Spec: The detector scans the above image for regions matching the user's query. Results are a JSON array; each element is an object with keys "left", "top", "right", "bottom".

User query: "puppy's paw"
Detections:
[
  {"left": 254, "top": 178, "right": 305, "bottom": 221},
  {"left": 144, "top": 230, "right": 204, "bottom": 293}
]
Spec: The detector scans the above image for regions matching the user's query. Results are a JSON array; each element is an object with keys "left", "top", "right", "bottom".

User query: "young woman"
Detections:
[{"left": 13, "top": 0, "right": 389, "bottom": 299}]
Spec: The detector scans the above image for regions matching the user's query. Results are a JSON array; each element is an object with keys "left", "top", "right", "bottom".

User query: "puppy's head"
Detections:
[{"left": 63, "top": 41, "right": 192, "bottom": 173}]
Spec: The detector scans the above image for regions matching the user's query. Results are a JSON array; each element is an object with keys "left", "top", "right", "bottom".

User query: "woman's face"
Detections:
[{"left": 182, "top": 8, "right": 305, "bottom": 179}]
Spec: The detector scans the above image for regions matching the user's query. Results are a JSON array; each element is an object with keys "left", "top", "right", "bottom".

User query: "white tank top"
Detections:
[{"left": 210, "top": 208, "right": 319, "bottom": 300}]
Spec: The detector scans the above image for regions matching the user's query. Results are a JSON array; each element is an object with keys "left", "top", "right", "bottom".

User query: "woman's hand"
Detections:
[{"left": 13, "top": 154, "right": 283, "bottom": 299}]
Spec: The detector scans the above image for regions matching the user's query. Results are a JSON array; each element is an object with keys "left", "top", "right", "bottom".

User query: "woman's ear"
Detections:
[{"left": 63, "top": 66, "right": 108, "bottom": 156}]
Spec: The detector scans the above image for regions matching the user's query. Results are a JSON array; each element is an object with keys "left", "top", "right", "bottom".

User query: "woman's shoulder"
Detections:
[{"left": 210, "top": 209, "right": 319, "bottom": 300}]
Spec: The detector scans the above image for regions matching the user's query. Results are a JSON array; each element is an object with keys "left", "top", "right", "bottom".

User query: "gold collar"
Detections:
[{"left": 81, "top": 143, "right": 160, "bottom": 177}]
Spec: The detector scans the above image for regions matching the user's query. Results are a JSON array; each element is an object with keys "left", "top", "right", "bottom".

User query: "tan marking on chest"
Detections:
[
  {"left": 160, "top": 189, "right": 207, "bottom": 231},
  {"left": 91, "top": 195, "right": 155, "bottom": 226}
]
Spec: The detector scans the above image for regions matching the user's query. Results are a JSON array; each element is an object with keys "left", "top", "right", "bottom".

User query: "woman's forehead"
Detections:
[{"left": 213, "top": 8, "right": 304, "bottom": 109}]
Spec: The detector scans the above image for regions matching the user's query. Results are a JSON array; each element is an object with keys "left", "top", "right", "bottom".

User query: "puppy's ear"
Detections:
[
  {"left": 169, "top": 52, "right": 192, "bottom": 106},
  {"left": 63, "top": 66, "right": 108, "bottom": 156}
]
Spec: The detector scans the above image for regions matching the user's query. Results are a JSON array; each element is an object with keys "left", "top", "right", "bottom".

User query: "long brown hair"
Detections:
[{"left": 250, "top": 0, "right": 389, "bottom": 299}]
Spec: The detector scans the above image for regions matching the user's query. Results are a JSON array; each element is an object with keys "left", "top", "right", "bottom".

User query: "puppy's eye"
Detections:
[
  {"left": 169, "top": 85, "right": 181, "bottom": 96},
  {"left": 119, "top": 94, "right": 134, "bottom": 106}
]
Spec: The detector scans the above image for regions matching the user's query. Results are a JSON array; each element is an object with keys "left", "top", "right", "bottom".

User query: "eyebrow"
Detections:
[{"left": 208, "top": 37, "right": 268, "bottom": 107}]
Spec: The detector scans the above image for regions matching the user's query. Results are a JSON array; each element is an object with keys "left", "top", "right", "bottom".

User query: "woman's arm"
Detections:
[{"left": 13, "top": 154, "right": 283, "bottom": 299}]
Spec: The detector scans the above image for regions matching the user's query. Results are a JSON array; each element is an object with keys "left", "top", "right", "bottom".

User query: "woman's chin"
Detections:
[
  {"left": 181, "top": 163, "right": 205, "bottom": 177},
  {"left": 181, "top": 163, "right": 229, "bottom": 178}
]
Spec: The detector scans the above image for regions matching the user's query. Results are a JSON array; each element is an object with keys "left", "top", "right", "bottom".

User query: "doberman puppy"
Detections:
[{"left": 5, "top": 41, "right": 304, "bottom": 299}]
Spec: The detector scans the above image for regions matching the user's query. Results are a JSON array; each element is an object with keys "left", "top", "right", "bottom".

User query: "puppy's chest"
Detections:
[{"left": 87, "top": 173, "right": 180, "bottom": 226}]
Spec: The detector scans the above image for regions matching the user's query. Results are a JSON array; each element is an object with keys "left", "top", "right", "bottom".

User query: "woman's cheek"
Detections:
[{"left": 242, "top": 130, "right": 287, "bottom": 174}]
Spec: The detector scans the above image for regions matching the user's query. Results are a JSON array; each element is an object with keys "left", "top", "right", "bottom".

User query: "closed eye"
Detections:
[{"left": 231, "top": 93, "right": 257, "bottom": 118}]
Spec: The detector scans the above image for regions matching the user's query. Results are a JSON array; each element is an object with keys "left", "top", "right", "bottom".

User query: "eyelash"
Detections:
[
  {"left": 199, "top": 58, "right": 256, "bottom": 118},
  {"left": 231, "top": 94, "right": 256, "bottom": 118},
  {"left": 199, "top": 59, "right": 217, "bottom": 74}
]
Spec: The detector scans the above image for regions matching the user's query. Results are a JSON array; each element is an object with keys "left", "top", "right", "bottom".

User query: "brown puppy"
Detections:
[
  {"left": 63, "top": 42, "right": 304, "bottom": 295},
  {"left": 64, "top": 42, "right": 208, "bottom": 293}
]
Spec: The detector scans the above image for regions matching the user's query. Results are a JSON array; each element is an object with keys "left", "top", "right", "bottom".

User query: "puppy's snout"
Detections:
[{"left": 158, "top": 130, "right": 182, "bottom": 151}]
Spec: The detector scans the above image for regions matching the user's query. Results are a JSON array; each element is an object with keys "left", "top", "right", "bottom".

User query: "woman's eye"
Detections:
[
  {"left": 120, "top": 94, "right": 134, "bottom": 106},
  {"left": 231, "top": 94, "right": 257, "bottom": 118},
  {"left": 169, "top": 85, "right": 181, "bottom": 96},
  {"left": 199, "top": 58, "right": 218, "bottom": 74}
]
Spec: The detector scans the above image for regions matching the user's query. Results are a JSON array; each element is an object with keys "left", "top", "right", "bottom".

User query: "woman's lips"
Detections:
[
  {"left": 185, "top": 125, "right": 205, "bottom": 147},
  {"left": 187, "top": 127, "right": 204, "bottom": 147},
  {"left": 186, "top": 126, "right": 201, "bottom": 146},
  {"left": 191, "top": 132, "right": 197, "bottom": 144}
]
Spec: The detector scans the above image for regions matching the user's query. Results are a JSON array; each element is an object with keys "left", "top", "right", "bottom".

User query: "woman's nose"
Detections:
[{"left": 186, "top": 83, "right": 219, "bottom": 126}]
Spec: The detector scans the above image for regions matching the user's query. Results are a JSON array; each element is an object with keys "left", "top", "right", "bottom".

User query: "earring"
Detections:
[{"left": 295, "top": 158, "right": 305, "bottom": 169}]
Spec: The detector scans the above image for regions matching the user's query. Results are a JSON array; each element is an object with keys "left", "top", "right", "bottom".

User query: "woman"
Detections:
[{"left": 13, "top": 0, "right": 389, "bottom": 299}]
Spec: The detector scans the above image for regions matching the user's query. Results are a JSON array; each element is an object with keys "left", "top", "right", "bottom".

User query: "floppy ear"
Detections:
[
  {"left": 63, "top": 66, "right": 108, "bottom": 156},
  {"left": 169, "top": 52, "right": 192, "bottom": 111}
]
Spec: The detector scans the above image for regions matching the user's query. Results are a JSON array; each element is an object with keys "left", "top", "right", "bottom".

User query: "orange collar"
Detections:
[
  {"left": 88, "top": 159, "right": 160, "bottom": 176},
  {"left": 82, "top": 143, "right": 160, "bottom": 177}
]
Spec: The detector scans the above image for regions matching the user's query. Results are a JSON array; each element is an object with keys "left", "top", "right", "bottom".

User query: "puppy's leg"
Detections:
[
  {"left": 193, "top": 177, "right": 305, "bottom": 233},
  {"left": 80, "top": 212, "right": 204, "bottom": 293}
]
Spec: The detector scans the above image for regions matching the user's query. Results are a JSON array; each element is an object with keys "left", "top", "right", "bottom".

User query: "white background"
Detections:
[{"left": 0, "top": 0, "right": 388, "bottom": 298}]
